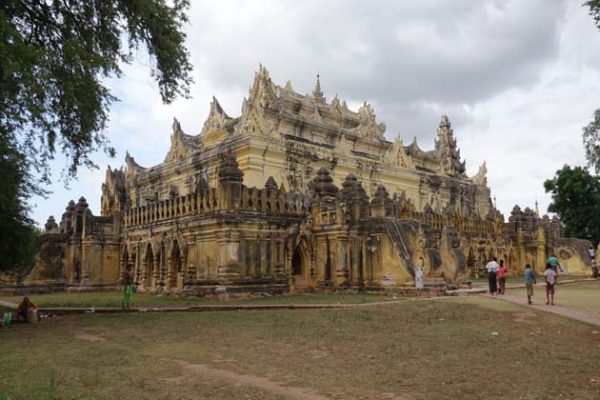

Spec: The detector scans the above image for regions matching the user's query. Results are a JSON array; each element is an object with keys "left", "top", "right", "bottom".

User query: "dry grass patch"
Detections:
[
  {"left": 1, "top": 297, "right": 599, "bottom": 399},
  {"left": 0, "top": 291, "right": 397, "bottom": 309}
]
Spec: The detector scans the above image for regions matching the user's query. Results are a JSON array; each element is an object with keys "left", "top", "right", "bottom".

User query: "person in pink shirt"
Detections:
[{"left": 497, "top": 259, "right": 508, "bottom": 295}]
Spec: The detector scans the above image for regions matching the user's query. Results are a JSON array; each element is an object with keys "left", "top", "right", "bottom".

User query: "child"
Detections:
[
  {"left": 547, "top": 254, "right": 563, "bottom": 274},
  {"left": 544, "top": 263, "right": 557, "bottom": 305},
  {"left": 497, "top": 259, "right": 508, "bottom": 295},
  {"left": 524, "top": 264, "right": 536, "bottom": 304}
]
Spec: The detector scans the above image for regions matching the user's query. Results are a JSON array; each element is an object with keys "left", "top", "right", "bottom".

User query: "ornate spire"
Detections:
[
  {"left": 312, "top": 73, "right": 325, "bottom": 103},
  {"left": 44, "top": 216, "right": 58, "bottom": 233},
  {"left": 284, "top": 80, "right": 295, "bottom": 92},
  {"left": 312, "top": 168, "right": 338, "bottom": 197},
  {"left": 437, "top": 115, "right": 453, "bottom": 138},
  {"left": 218, "top": 149, "right": 243, "bottom": 183},
  {"left": 434, "top": 115, "right": 465, "bottom": 177},
  {"left": 172, "top": 117, "right": 182, "bottom": 133}
]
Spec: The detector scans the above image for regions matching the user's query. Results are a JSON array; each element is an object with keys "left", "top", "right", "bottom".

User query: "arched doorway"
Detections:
[
  {"left": 121, "top": 246, "right": 131, "bottom": 285},
  {"left": 168, "top": 240, "right": 182, "bottom": 289},
  {"left": 143, "top": 243, "right": 154, "bottom": 290},
  {"left": 291, "top": 241, "right": 310, "bottom": 288},
  {"left": 292, "top": 248, "right": 303, "bottom": 276}
]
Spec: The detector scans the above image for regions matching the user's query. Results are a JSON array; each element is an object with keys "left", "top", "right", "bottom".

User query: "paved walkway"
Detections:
[
  {"left": 482, "top": 293, "right": 600, "bottom": 327},
  {"left": 3, "top": 299, "right": 417, "bottom": 316},
  {"left": 0, "top": 300, "right": 16, "bottom": 309},
  {"left": 3, "top": 280, "right": 599, "bottom": 327}
]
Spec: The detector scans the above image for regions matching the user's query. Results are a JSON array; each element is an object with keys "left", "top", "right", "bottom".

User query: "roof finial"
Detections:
[{"left": 313, "top": 72, "right": 325, "bottom": 103}]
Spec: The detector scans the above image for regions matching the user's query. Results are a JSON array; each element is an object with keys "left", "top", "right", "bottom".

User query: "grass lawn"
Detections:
[
  {"left": 1, "top": 297, "right": 599, "bottom": 399},
  {"left": 0, "top": 291, "right": 397, "bottom": 309}
]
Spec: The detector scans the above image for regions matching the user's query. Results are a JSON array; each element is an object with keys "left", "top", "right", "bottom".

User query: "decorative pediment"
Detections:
[
  {"left": 308, "top": 105, "right": 324, "bottom": 123},
  {"left": 330, "top": 95, "right": 343, "bottom": 115},
  {"left": 200, "top": 97, "right": 232, "bottom": 136},
  {"left": 384, "top": 136, "right": 415, "bottom": 169},
  {"left": 350, "top": 102, "right": 385, "bottom": 138},
  {"left": 165, "top": 118, "right": 201, "bottom": 163},
  {"left": 405, "top": 137, "right": 426, "bottom": 156},
  {"left": 234, "top": 96, "right": 274, "bottom": 137},
  {"left": 125, "top": 151, "right": 146, "bottom": 179},
  {"left": 283, "top": 80, "right": 296, "bottom": 93},
  {"left": 335, "top": 133, "right": 353, "bottom": 157},
  {"left": 101, "top": 166, "right": 126, "bottom": 216},
  {"left": 248, "top": 64, "right": 279, "bottom": 110},
  {"left": 471, "top": 161, "right": 487, "bottom": 186}
]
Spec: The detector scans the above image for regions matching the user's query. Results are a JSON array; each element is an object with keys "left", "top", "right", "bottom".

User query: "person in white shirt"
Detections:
[
  {"left": 486, "top": 257, "right": 499, "bottom": 295},
  {"left": 544, "top": 264, "right": 557, "bottom": 305},
  {"left": 589, "top": 246, "right": 598, "bottom": 279}
]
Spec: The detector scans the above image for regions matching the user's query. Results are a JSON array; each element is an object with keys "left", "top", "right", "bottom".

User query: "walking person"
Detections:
[
  {"left": 122, "top": 269, "right": 134, "bottom": 309},
  {"left": 524, "top": 264, "right": 536, "bottom": 304},
  {"left": 589, "top": 245, "right": 598, "bottom": 279},
  {"left": 486, "top": 257, "right": 499, "bottom": 295},
  {"left": 544, "top": 264, "right": 557, "bottom": 305},
  {"left": 497, "top": 259, "right": 508, "bottom": 295},
  {"left": 547, "top": 254, "right": 563, "bottom": 274},
  {"left": 414, "top": 257, "right": 424, "bottom": 290}
]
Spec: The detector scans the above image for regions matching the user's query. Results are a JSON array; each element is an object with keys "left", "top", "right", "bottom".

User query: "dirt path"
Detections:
[
  {"left": 171, "top": 360, "right": 332, "bottom": 400},
  {"left": 0, "top": 300, "right": 16, "bottom": 309},
  {"left": 484, "top": 293, "right": 600, "bottom": 327}
]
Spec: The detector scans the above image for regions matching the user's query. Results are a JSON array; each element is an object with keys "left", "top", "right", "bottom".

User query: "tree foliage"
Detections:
[
  {"left": 587, "top": 0, "right": 600, "bottom": 29},
  {"left": 584, "top": 1, "right": 600, "bottom": 172},
  {"left": 0, "top": 0, "right": 192, "bottom": 272},
  {"left": 583, "top": 109, "right": 600, "bottom": 174},
  {"left": 1, "top": 0, "right": 192, "bottom": 179},
  {"left": 0, "top": 135, "right": 39, "bottom": 274},
  {"left": 544, "top": 165, "right": 600, "bottom": 245}
]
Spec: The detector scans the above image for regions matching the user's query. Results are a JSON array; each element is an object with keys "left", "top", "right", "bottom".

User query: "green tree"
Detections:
[
  {"left": 544, "top": 165, "right": 600, "bottom": 245},
  {"left": 0, "top": 135, "right": 39, "bottom": 274},
  {"left": 583, "top": 1, "right": 600, "bottom": 172},
  {"left": 583, "top": 102, "right": 600, "bottom": 174},
  {"left": 0, "top": 0, "right": 193, "bottom": 272}
]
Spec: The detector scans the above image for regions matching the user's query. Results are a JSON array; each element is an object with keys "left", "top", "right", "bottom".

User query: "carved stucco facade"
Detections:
[{"left": 25, "top": 66, "right": 594, "bottom": 294}]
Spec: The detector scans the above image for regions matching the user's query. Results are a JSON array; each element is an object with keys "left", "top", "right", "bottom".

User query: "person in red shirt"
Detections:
[{"left": 497, "top": 259, "right": 508, "bottom": 295}]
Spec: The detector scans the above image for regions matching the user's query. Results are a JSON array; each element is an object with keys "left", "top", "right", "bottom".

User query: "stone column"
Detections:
[
  {"left": 152, "top": 255, "right": 160, "bottom": 289},
  {"left": 118, "top": 254, "right": 126, "bottom": 286},
  {"left": 366, "top": 235, "right": 379, "bottom": 285},
  {"left": 178, "top": 252, "right": 187, "bottom": 291},
  {"left": 260, "top": 238, "right": 269, "bottom": 277},
  {"left": 336, "top": 236, "right": 348, "bottom": 285},
  {"left": 166, "top": 256, "right": 173, "bottom": 289},
  {"left": 80, "top": 240, "right": 92, "bottom": 285},
  {"left": 274, "top": 240, "right": 285, "bottom": 277},
  {"left": 186, "top": 241, "right": 196, "bottom": 281},
  {"left": 158, "top": 247, "right": 167, "bottom": 289},
  {"left": 216, "top": 230, "right": 241, "bottom": 281}
]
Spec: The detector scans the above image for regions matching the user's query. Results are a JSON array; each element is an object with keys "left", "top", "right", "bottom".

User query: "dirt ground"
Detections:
[{"left": 1, "top": 293, "right": 600, "bottom": 400}]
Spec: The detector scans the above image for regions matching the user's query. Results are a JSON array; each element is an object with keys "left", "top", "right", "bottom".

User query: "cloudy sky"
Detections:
[{"left": 31, "top": 0, "right": 600, "bottom": 226}]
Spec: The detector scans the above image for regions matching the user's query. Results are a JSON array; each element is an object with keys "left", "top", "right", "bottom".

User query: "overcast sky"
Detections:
[{"left": 31, "top": 0, "right": 600, "bottom": 227}]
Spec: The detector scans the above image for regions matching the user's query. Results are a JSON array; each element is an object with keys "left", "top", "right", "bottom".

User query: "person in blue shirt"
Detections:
[
  {"left": 524, "top": 264, "right": 536, "bottom": 304},
  {"left": 547, "top": 255, "right": 563, "bottom": 274}
]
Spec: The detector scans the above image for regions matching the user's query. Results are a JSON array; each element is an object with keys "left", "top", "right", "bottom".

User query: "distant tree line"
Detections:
[{"left": 543, "top": 2, "right": 600, "bottom": 246}]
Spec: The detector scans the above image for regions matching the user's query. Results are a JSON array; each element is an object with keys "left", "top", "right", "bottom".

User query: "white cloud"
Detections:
[{"left": 30, "top": 0, "right": 600, "bottom": 227}]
